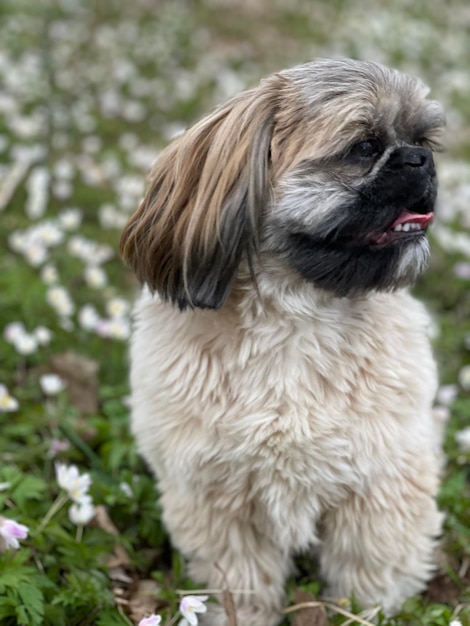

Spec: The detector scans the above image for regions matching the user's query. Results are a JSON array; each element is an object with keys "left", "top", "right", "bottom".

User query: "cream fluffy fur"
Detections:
[{"left": 130, "top": 264, "right": 442, "bottom": 625}]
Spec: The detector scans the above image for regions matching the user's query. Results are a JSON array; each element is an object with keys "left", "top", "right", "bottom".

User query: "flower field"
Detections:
[{"left": 0, "top": 1, "right": 469, "bottom": 624}]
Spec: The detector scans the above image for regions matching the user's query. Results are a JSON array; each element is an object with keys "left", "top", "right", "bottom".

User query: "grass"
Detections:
[{"left": 0, "top": 0, "right": 470, "bottom": 624}]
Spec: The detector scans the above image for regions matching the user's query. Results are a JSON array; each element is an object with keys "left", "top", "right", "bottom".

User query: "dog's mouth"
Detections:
[{"left": 369, "top": 211, "right": 434, "bottom": 246}]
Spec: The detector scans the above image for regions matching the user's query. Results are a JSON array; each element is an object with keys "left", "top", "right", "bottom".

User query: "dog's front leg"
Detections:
[
  {"left": 160, "top": 487, "right": 290, "bottom": 626},
  {"left": 318, "top": 463, "right": 443, "bottom": 614}
]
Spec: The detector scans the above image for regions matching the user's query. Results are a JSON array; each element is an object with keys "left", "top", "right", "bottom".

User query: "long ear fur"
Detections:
[{"left": 120, "top": 76, "right": 283, "bottom": 310}]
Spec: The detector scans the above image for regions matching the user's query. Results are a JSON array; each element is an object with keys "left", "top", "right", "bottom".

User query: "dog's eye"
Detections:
[{"left": 348, "top": 139, "right": 382, "bottom": 160}]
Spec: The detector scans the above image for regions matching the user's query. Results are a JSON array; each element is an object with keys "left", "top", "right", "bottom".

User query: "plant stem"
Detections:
[
  {"left": 75, "top": 524, "right": 83, "bottom": 542},
  {"left": 38, "top": 492, "right": 69, "bottom": 531}
]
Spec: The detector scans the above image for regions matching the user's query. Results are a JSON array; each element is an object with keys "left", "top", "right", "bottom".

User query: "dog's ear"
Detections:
[{"left": 120, "top": 78, "right": 282, "bottom": 310}]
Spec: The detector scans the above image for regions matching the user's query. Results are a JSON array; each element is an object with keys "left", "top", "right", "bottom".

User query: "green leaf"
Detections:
[
  {"left": 0, "top": 597, "right": 16, "bottom": 621},
  {"left": 16, "top": 581, "right": 45, "bottom": 625},
  {"left": 11, "top": 474, "right": 48, "bottom": 508}
]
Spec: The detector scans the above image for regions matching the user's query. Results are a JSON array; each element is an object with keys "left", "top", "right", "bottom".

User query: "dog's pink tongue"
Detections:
[{"left": 390, "top": 212, "right": 434, "bottom": 229}]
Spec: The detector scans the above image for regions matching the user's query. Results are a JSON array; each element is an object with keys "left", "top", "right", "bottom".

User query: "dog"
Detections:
[{"left": 120, "top": 58, "right": 446, "bottom": 625}]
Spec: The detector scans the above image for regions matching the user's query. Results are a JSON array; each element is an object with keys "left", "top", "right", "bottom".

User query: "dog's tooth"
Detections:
[
  {"left": 393, "top": 224, "right": 403, "bottom": 232},
  {"left": 402, "top": 223, "right": 411, "bottom": 232}
]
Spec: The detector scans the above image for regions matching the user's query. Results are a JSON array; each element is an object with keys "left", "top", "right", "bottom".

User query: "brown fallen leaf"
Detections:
[
  {"left": 51, "top": 351, "right": 100, "bottom": 413},
  {"left": 94, "top": 505, "right": 131, "bottom": 568},
  {"left": 128, "top": 579, "right": 161, "bottom": 624},
  {"left": 94, "top": 504, "right": 120, "bottom": 536},
  {"left": 425, "top": 569, "right": 461, "bottom": 604},
  {"left": 109, "top": 567, "right": 133, "bottom": 584},
  {"left": 291, "top": 590, "right": 327, "bottom": 626}
]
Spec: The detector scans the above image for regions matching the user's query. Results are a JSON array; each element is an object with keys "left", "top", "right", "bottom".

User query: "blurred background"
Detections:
[{"left": 0, "top": 1, "right": 469, "bottom": 624}]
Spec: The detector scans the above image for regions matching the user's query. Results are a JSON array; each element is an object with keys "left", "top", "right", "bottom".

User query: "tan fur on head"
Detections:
[{"left": 120, "top": 73, "right": 297, "bottom": 309}]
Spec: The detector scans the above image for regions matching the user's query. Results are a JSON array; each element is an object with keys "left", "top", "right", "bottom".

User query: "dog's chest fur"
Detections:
[{"left": 130, "top": 285, "right": 438, "bottom": 550}]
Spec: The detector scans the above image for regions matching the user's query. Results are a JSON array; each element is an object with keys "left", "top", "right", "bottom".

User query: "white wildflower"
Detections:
[
  {"left": 81, "top": 135, "right": 102, "bottom": 153},
  {"left": 106, "top": 297, "right": 130, "bottom": 319},
  {"left": 46, "top": 286, "right": 75, "bottom": 317},
  {"left": 4, "top": 321, "right": 26, "bottom": 344},
  {"left": 40, "top": 263, "right": 59, "bottom": 284},
  {"left": 138, "top": 616, "right": 162, "bottom": 626},
  {"left": 55, "top": 462, "right": 91, "bottom": 503},
  {"left": 54, "top": 158, "right": 74, "bottom": 180},
  {"left": 14, "top": 333, "right": 38, "bottom": 355},
  {"left": 32, "top": 221, "right": 64, "bottom": 247},
  {"left": 95, "top": 318, "right": 130, "bottom": 340},
  {"left": 456, "top": 427, "right": 470, "bottom": 453},
  {"left": 34, "top": 325, "right": 53, "bottom": 346},
  {"left": 67, "top": 235, "right": 90, "bottom": 258},
  {"left": 9, "top": 115, "right": 41, "bottom": 139},
  {"left": 59, "top": 207, "right": 83, "bottom": 231},
  {"left": 8, "top": 230, "right": 29, "bottom": 253},
  {"left": 84, "top": 265, "right": 108, "bottom": 289},
  {"left": 458, "top": 365, "right": 470, "bottom": 391},
  {"left": 78, "top": 305, "right": 100, "bottom": 331},
  {"left": 433, "top": 406, "right": 451, "bottom": 422},
  {"left": 68, "top": 236, "right": 113, "bottom": 264},
  {"left": 53, "top": 180, "right": 73, "bottom": 200},
  {"left": 24, "top": 242, "right": 48, "bottom": 267},
  {"left": 0, "top": 384, "right": 19, "bottom": 412},
  {"left": 39, "top": 374, "right": 67, "bottom": 396},
  {"left": 436, "top": 385, "right": 458, "bottom": 406},
  {"left": 25, "top": 166, "right": 49, "bottom": 219},
  {"left": 118, "top": 132, "right": 138, "bottom": 151},
  {"left": 179, "top": 595, "right": 209, "bottom": 626},
  {"left": 98, "top": 203, "right": 128, "bottom": 229},
  {"left": 68, "top": 495, "right": 95, "bottom": 525},
  {"left": 119, "top": 482, "right": 133, "bottom": 498},
  {"left": 454, "top": 262, "right": 470, "bottom": 280},
  {"left": 0, "top": 517, "right": 29, "bottom": 551},
  {"left": 121, "top": 99, "right": 146, "bottom": 122}
]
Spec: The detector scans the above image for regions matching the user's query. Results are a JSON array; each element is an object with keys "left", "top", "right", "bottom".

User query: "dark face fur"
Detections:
[{"left": 263, "top": 60, "right": 445, "bottom": 298}]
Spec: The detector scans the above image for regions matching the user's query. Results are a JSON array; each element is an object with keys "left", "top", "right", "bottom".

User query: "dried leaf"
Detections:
[
  {"left": 51, "top": 351, "right": 99, "bottom": 413},
  {"left": 94, "top": 505, "right": 131, "bottom": 567},
  {"left": 94, "top": 504, "right": 120, "bottom": 535},
  {"left": 425, "top": 570, "right": 461, "bottom": 603},
  {"left": 107, "top": 546, "right": 131, "bottom": 569},
  {"left": 109, "top": 567, "right": 133, "bottom": 584},
  {"left": 291, "top": 590, "right": 327, "bottom": 626},
  {"left": 128, "top": 579, "right": 161, "bottom": 623}
]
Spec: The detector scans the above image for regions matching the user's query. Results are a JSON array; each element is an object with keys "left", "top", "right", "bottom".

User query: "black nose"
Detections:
[{"left": 389, "top": 147, "right": 435, "bottom": 175}]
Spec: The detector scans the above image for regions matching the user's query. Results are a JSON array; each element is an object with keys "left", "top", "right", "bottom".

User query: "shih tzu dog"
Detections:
[{"left": 120, "top": 58, "right": 446, "bottom": 625}]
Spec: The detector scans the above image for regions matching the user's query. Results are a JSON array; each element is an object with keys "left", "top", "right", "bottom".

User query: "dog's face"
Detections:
[
  {"left": 121, "top": 58, "right": 445, "bottom": 308},
  {"left": 264, "top": 59, "right": 444, "bottom": 297}
]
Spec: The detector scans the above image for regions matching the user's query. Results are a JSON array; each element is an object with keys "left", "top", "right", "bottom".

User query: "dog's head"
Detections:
[{"left": 120, "top": 58, "right": 445, "bottom": 309}]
